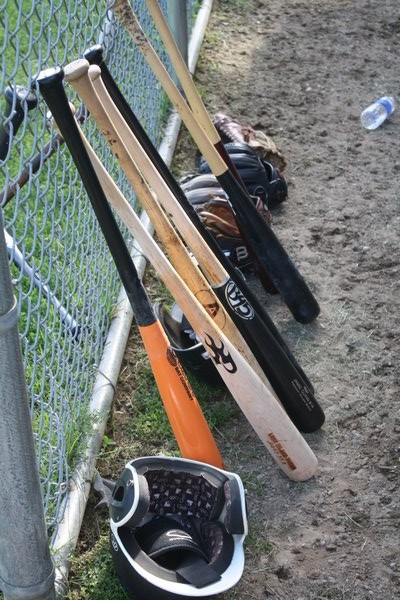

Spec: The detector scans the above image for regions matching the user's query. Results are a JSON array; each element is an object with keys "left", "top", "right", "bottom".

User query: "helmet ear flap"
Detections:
[
  {"left": 110, "top": 469, "right": 150, "bottom": 528},
  {"left": 223, "top": 478, "right": 247, "bottom": 535},
  {"left": 153, "top": 302, "right": 225, "bottom": 388}
]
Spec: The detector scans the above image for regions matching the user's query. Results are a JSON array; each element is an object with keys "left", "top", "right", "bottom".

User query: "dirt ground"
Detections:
[
  {"left": 77, "top": 1, "right": 399, "bottom": 599},
  {"left": 173, "top": 0, "right": 400, "bottom": 597}
]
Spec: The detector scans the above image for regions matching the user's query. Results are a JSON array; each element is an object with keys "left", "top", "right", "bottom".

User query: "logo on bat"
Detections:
[
  {"left": 166, "top": 347, "right": 196, "bottom": 401},
  {"left": 225, "top": 281, "right": 255, "bottom": 320},
  {"left": 195, "top": 289, "right": 220, "bottom": 319},
  {"left": 203, "top": 333, "right": 237, "bottom": 373},
  {"left": 166, "top": 347, "right": 179, "bottom": 367}
]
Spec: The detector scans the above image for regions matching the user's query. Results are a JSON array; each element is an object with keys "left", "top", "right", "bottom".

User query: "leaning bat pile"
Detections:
[{"left": 29, "top": 1, "right": 326, "bottom": 481}]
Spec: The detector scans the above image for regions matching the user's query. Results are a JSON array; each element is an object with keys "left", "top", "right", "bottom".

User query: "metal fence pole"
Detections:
[
  {"left": 0, "top": 210, "right": 55, "bottom": 600},
  {"left": 167, "top": 1, "right": 189, "bottom": 70}
]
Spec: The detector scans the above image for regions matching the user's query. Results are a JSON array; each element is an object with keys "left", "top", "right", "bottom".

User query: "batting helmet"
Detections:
[{"left": 110, "top": 455, "right": 248, "bottom": 599}]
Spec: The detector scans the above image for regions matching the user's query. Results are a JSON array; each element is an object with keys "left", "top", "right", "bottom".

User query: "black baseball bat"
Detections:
[
  {"left": 111, "top": 0, "right": 320, "bottom": 325},
  {"left": 35, "top": 66, "right": 224, "bottom": 468},
  {"left": 0, "top": 84, "right": 37, "bottom": 159},
  {"left": 82, "top": 47, "right": 325, "bottom": 433}
]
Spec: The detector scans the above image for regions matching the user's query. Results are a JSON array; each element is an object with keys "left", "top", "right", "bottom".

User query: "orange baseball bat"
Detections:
[{"left": 36, "top": 66, "right": 223, "bottom": 469}]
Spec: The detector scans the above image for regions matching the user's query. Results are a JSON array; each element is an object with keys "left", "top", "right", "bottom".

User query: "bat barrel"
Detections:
[
  {"left": 217, "top": 170, "right": 321, "bottom": 324},
  {"left": 212, "top": 280, "right": 324, "bottom": 432}
]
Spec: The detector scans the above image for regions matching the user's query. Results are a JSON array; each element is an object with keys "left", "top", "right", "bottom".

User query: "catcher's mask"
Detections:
[
  {"left": 153, "top": 302, "right": 224, "bottom": 388},
  {"left": 110, "top": 456, "right": 248, "bottom": 599}
]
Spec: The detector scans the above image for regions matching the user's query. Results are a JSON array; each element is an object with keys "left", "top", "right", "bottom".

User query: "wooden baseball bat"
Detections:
[
  {"left": 36, "top": 66, "right": 224, "bottom": 469},
  {"left": 82, "top": 44, "right": 316, "bottom": 393},
  {"left": 72, "top": 57, "right": 325, "bottom": 433},
  {"left": 63, "top": 59, "right": 279, "bottom": 399},
  {"left": 39, "top": 67, "right": 319, "bottom": 481},
  {"left": 84, "top": 130, "right": 319, "bottom": 482},
  {"left": 144, "top": 0, "right": 237, "bottom": 168},
  {"left": 147, "top": 0, "right": 278, "bottom": 297},
  {"left": 112, "top": 0, "right": 320, "bottom": 325}
]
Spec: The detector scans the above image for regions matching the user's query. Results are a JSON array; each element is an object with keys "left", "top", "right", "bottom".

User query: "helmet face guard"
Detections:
[{"left": 110, "top": 456, "right": 248, "bottom": 599}]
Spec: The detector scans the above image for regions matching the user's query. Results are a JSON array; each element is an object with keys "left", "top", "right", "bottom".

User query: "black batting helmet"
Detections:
[{"left": 109, "top": 456, "right": 248, "bottom": 599}]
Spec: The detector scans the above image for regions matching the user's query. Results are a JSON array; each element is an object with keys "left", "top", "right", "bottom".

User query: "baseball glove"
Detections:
[
  {"left": 199, "top": 142, "right": 288, "bottom": 209},
  {"left": 213, "top": 111, "right": 287, "bottom": 172},
  {"left": 180, "top": 174, "right": 271, "bottom": 271}
]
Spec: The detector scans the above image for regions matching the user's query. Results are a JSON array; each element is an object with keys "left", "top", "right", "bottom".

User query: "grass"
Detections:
[
  {"left": 0, "top": 0, "right": 124, "bottom": 536},
  {"left": 67, "top": 533, "right": 130, "bottom": 600}
]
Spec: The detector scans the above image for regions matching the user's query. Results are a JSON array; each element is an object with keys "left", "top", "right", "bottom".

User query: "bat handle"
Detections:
[{"left": 0, "top": 84, "right": 38, "bottom": 161}]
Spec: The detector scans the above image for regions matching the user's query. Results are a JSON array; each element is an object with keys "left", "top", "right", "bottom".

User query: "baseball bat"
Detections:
[
  {"left": 78, "top": 52, "right": 325, "bottom": 432},
  {"left": 1, "top": 137, "right": 60, "bottom": 208},
  {"left": 66, "top": 58, "right": 325, "bottom": 433},
  {"left": 83, "top": 45, "right": 315, "bottom": 390},
  {"left": 0, "top": 105, "right": 86, "bottom": 208},
  {"left": 144, "top": 0, "right": 245, "bottom": 185},
  {"left": 38, "top": 66, "right": 319, "bottom": 481},
  {"left": 0, "top": 84, "right": 81, "bottom": 339},
  {"left": 36, "top": 66, "right": 224, "bottom": 469},
  {"left": 63, "top": 60, "right": 279, "bottom": 396},
  {"left": 143, "top": 0, "right": 279, "bottom": 296},
  {"left": 148, "top": 0, "right": 278, "bottom": 297},
  {"left": 111, "top": 0, "right": 320, "bottom": 325}
]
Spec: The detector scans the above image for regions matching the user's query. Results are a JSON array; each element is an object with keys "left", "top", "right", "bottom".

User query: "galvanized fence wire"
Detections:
[{"left": 0, "top": 0, "right": 197, "bottom": 538}]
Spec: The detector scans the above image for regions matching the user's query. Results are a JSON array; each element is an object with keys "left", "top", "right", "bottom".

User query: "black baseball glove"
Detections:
[{"left": 199, "top": 142, "right": 288, "bottom": 209}]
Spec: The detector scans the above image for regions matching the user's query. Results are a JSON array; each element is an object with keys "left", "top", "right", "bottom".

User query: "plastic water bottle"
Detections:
[{"left": 360, "top": 96, "right": 395, "bottom": 130}]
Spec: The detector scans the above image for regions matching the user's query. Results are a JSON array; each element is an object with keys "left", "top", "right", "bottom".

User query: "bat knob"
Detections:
[
  {"left": 83, "top": 45, "right": 104, "bottom": 66},
  {"left": 36, "top": 66, "right": 65, "bottom": 89},
  {"left": 88, "top": 65, "right": 102, "bottom": 82},
  {"left": 5, "top": 85, "right": 38, "bottom": 112},
  {"left": 64, "top": 59, "right": 90, "bottom": 83}
]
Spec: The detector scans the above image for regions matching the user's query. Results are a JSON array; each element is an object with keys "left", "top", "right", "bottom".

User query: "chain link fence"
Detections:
[{"left": 0, "top": 0, "right": 198, "bottom": 546}]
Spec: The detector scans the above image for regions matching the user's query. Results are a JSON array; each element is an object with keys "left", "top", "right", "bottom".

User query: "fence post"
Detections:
[
  {"left": 166, "top": 0, "right": 189, "bottom": 66},
  {"left": 0, "top": 209, "right": 55, "bottom": 600}
]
